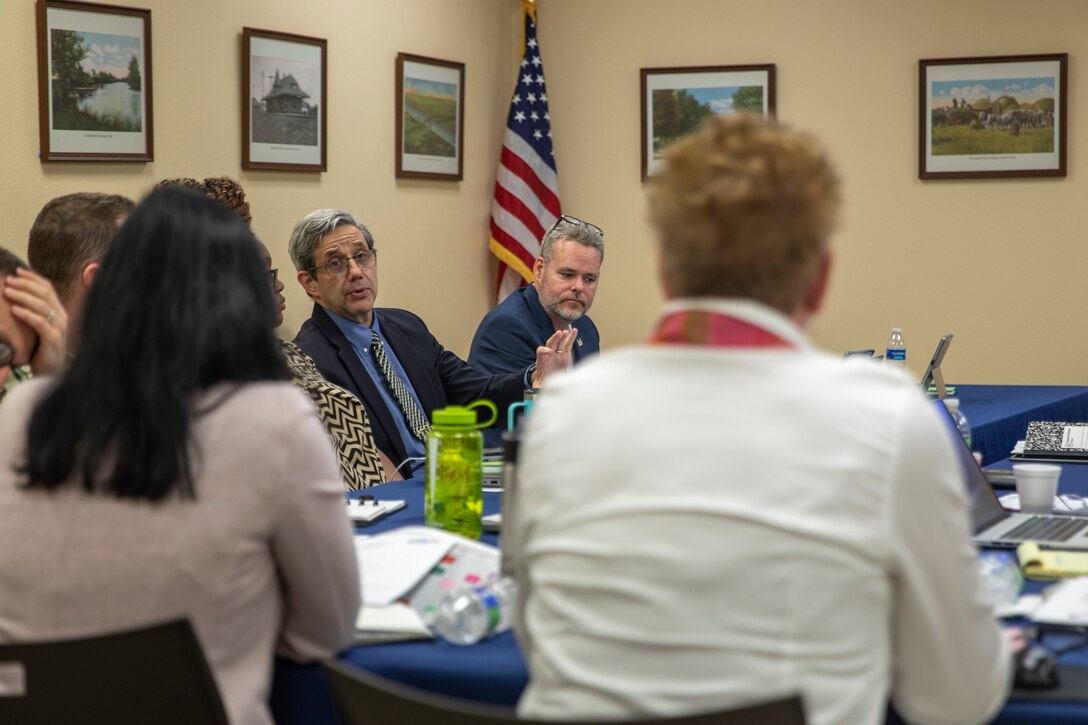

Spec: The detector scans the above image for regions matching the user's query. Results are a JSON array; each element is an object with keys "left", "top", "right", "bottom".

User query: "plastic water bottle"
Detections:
[
  {"left": 430, "top": 576, "right": 518, "bottom": 645},
  {"left": 976, "top": 551, "right": 1023, "bottom": 610},
  {"left": 426, "top": 400, "right": 497, "bottom": 540},
  {"left": 943, "top": 398, "right": 973, "bottom": 451},
  {"left": 885, "top": 328, "right": 906, "bottom": 368}
]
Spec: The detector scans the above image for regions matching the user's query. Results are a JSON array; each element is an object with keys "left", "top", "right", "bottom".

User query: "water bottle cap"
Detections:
[
  {"left": 432, "top": 407, "right": 477, "bottom": 427},
  {"left": 891, "top": 327, "right": 902, "bottom": 334},
  {"left": 942, "top": 397, "right": 961, "bottom": 411},
  {"left": 431, "top": 399, "right": 499, "bottom": 429}
]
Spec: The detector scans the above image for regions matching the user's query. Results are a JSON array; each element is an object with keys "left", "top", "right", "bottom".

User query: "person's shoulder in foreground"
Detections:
[{"left": 510, "top": 113, "right": 1009, "bottom": 725}]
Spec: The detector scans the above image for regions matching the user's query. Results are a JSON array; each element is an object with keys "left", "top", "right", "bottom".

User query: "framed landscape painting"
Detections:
[
  {"left": 36, "top": 0, "right": 153, "bottom": 162},
  {"left": 919, "top": 54, "right": 1067, "bottom": 179},
  {"left": 243, "top": 27, "right": 326, "bottom": 171},
  {"left": 395, "top": 53, "right": 465, "bottom": 181},
  {"left": 640, "top": 64, "right": 775, "bottom": 181}
]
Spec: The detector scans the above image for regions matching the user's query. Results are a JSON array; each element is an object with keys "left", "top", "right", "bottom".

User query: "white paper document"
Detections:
[
  {"left": 998, "top": 493, "right": 1088, "bottom": 513},
  {"left": 345, "top": 498, "right": 405, "bottom": 524},
  {"left": 354, "top": 600, "right": 430, "bottom": 635},
  {"left": 1031, "top": 577, "right": 1088, "bottom": 626},
  {"left": 353, "top": 527, "right": 458, "bottom": 606},
  {"left": 1063, "top": 426, "right": 1088, "bottom": 450}
]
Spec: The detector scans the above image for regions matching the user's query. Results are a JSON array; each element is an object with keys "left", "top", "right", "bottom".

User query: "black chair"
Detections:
[
  {"left": 0, "top": 618, "right": 229, "bottom": 725},
  {"left": 322, "top": 658, "right": 807, "bottom": 725}
]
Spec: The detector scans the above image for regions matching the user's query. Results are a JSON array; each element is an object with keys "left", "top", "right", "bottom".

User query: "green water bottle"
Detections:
[{"left": 426, "top": 400, "right": 497, "bottom": 540}]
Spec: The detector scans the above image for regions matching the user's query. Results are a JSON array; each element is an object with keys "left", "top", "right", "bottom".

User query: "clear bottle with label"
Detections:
[
  {"left": 885, "top": 327, "right": 907, "bottom": 368},
  {"left": 430, "top": 576, "right": 518, "bottom": 645},
  {"left": 976, "top": 551, "right": 1023, "bottom": 610},
  {"left": 425, "top": 400, "right": 497, "bottom": 540},
  {"left": 943, "top": 397, "right": 973, "bottom": 451}
]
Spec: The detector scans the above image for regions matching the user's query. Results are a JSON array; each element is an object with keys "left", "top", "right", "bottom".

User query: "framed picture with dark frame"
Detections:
[
  {"left": 640, "top": 64, "right": 775, "bottom": 181},
  {"left": 395, "top": 52, "right": 465, "bottom": 181},
  {"left": 36, "top": 0, "right": 153, "bottom": 162},
  {"left": 919, "top": 53, "right": 1067, "bottom": 180},
  {"left": 242, "top": 27, "right": 326, "bottom": 171}
]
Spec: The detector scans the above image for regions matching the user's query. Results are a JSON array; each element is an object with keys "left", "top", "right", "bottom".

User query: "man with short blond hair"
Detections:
[{"left": 511, "top": 114, "right": 1010, "bottom": 725}]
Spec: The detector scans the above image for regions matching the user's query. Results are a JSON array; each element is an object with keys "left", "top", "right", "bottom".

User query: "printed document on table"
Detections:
[
  {"left": 353, "top": 527, "right": 458, "bottom": 606},
  {"left": 1031, "top": 577, "right": 1088, "bottom": 626}
]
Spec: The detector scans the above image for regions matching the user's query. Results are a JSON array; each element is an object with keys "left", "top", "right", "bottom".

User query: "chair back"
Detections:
[
  {"left": 0, "top": 619, "right": 228, "bottom": 725},
  {"left": 322, "top": 658, "right": 806, "bottom": 725}
]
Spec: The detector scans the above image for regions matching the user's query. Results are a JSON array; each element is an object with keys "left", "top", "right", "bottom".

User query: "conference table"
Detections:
[
  {"left": 269, "top": 478, "right": 519, "bottom": 725},
  {"left": 269, "top": 384, "right": 1088, "bottom": 725},
  {"left": 956, "top": 385, "right": 1088, "bottom": 467}
]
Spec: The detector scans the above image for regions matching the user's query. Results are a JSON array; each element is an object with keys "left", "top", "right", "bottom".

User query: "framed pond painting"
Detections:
[
  {"left": 640, "top": 64, "right": 775, "bottom": 181},
  {"left": 395, "top": 52, "right": 465, "bottom": 180},
  {"left": 36, "top": 0, "right": 153, "bottom": 162},
  {"left": 243, "top": 27, "right": 327, "bottom": 171},
  {"left": 919, "top": 53, "right": 1067, "bottom": 179}
]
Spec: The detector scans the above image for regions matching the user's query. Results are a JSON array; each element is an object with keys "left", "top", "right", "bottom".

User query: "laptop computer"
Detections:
[
  {"left": 920, "top": 334, "right": 953, "bottom": 399},
  {"left": 932, "top": 399, "right": 1088, "bottom": 549}
]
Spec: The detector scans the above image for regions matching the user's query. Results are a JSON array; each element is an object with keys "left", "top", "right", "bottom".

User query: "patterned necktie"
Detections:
[{"left": 370, "top": 335, "right": 431, "bottom": 440}]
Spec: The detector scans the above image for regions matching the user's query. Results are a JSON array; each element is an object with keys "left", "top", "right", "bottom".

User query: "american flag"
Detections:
[{"left": 488, "top": 2, "right": 560, "bottom": 302}]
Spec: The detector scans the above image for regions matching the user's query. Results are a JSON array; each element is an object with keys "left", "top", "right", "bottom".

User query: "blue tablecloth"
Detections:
[
  {"left": 270, "top": 479, "right": 525, "bottom": 725},
  {"left": 270, "top": 400, "right": 1088, "bottom": 725},
  {"left": 957, "top": 385, "right": 1088, "bottom": 467}
]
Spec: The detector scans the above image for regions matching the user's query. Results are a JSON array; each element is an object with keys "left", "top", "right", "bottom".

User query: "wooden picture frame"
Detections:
[
  {"left": 395, "top": 52, "right": 465, "bottom": 181},
  {"left": 640, "top": 64, "right": 775, "bottom": 181},
  {"left": 36, "top": 0, "right": 153, "bottom": 162},
  {"left": 243, "top": 27, "right": 327, "bottom": 172},
  {"left": 919, "top": 53, "right": 1067, "bottom": 179}
]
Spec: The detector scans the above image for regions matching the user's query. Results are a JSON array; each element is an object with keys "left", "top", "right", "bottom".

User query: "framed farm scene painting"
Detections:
[
  {"left": 395, "top": 52, "right": 465, "bottom": 181},
  {"left": 919, "top": 53, "right": 1067, "bottom": 179}
]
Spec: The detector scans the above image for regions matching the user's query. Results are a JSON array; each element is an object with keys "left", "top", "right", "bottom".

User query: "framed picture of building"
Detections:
[
  {"left": 640, "top": 64, "right": 775, "bottom": 181},
  {"left": 395, "top": 53, "right": 465, "bottom": 180},
  {"left": 36, "top": 0, "right": 153, "bottom": 162},
  {"left": 242, "top": 27, "right": 326, "bottom": 171},
  {"left": 919, "top": 53, "right": 1067, "bottom": 179}
]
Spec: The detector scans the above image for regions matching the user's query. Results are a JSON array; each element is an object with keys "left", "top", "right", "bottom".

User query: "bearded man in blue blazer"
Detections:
[
  {"left": 469, "top": 215, "right": 603, "bottom": 376},
  {"left": 290, "top": 209, "right": 574, "bottom": 476}
]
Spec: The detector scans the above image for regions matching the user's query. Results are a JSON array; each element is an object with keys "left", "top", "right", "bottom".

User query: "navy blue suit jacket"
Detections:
[
  {"left": 294, "top": 304, "right": 526, "bottom": 466},
  {"left": 468, "top": 284, "right": 600, "bottom": 376}
]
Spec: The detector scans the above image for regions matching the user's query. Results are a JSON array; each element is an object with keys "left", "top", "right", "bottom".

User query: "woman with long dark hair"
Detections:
[{"left": 0, "top": 186, "right": 359, "bottom": 725}]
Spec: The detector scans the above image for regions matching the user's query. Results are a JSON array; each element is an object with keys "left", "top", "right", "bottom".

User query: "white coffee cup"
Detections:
[{"left": 1013, "top": 463, "right": 1062, "bottom": 515}]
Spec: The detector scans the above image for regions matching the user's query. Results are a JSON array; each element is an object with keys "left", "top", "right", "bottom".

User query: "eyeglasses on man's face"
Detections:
[
  {"left": 549, "top": 214, "right": 603, "bottom": 239},
  {"left": 310, "top": 249, "right": 378, "bottom": 278}
]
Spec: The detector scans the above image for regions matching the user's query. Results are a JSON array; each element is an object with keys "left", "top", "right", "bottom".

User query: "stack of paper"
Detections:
[
  {"left": 352, "top": 526, "right": 501, "bottom": 643},
  {"left": 1030, "top": 577, "right": 1088, "bottom": 626},
  {"left": 345, "top": 498, "right": 405, "bottom": 524}
]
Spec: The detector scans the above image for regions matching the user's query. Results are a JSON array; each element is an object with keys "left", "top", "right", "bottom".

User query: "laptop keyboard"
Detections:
[{"left": 1004, "top": 516, "right": 1088, "bottom": 542}]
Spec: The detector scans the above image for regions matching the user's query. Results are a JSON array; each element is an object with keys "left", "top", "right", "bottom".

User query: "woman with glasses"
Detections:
[{"left": 0, "top": 186, "right": 360, "bottom": 725}]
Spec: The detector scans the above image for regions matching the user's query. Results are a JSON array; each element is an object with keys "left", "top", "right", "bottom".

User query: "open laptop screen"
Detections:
[{"left": 930, "top": 399, "right": 1007, "bottom": 534}]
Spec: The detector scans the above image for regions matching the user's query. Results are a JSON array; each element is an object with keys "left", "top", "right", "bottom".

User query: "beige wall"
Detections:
[
  {"left": 3, "top": 0, "right": 1086, "bottom": 383},
  {"left": 0, "top": 0, "right": 516, "bottom": 356}
]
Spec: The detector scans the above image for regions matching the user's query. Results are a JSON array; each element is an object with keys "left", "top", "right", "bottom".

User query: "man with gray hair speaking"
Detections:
[
  {"left": 289, "top": 208, "right": 573, "bottom": 475},
  {"left": 469, "top": 215, "right": 603, "bottom": 376}
]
